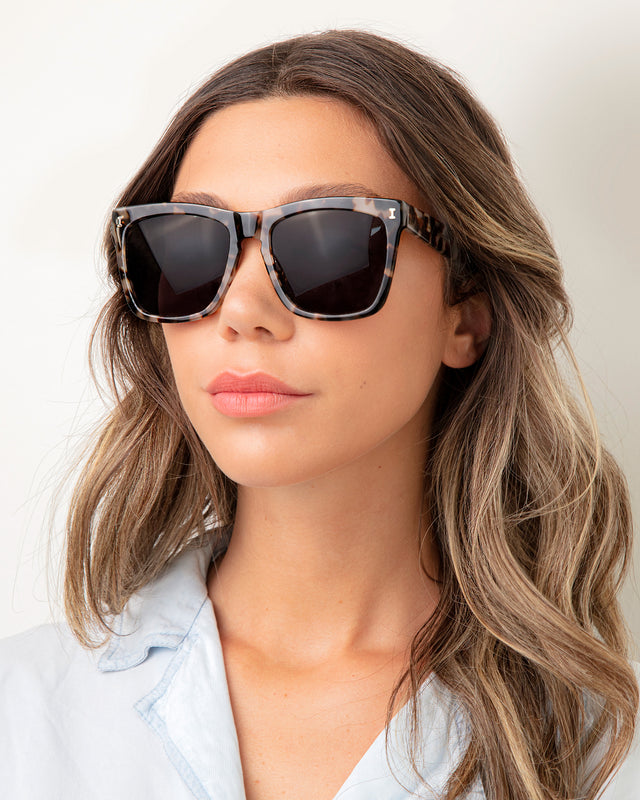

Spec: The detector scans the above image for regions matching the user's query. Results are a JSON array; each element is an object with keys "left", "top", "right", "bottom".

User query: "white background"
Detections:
[{"left": 1, "top": 0, "right": 638, "bottom": 653}]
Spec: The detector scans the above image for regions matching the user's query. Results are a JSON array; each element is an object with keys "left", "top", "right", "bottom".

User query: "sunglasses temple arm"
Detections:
[{"left": 402, "top": 202, "right": 452, "bottom": 258}]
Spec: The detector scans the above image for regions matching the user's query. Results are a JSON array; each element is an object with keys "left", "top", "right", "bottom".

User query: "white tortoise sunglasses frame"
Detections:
[{"left": 111, "top": 196, "right": 452, "bottom": 323}]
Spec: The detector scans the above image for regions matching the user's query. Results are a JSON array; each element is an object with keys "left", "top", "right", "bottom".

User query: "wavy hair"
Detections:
[{"left": 64, "top": 29, "right": 637, "bottom": 800}]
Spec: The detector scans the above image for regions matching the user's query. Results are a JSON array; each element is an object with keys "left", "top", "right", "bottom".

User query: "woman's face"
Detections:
[{"left": 163, "top": 95, "right": 470, "bottom": 488}]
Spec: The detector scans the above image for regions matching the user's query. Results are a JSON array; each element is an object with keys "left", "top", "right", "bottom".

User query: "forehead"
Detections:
[{"left": 172, "top": 95, "right": 423, "bottom": 211}]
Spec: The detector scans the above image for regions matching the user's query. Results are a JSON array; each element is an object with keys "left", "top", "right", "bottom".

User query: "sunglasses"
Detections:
[{"left": 111, "top": 196, "right": 451, "bottom": 322}]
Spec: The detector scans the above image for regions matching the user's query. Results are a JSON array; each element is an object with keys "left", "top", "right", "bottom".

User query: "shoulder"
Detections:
[
  {"left": 0, "top": 622, "right": 107, "bottom": 740},
  {"left": 0, "top": 624, "right": 82, "bottom": 763},
  {"left": 0, "top": 622, "right": 86, "bottom": 694},
  {"left": 0, "top": 615, "right": 169, "bottom": 722},
  {"left": 0, "top": 620, "right": 192, "bottom": 798}
]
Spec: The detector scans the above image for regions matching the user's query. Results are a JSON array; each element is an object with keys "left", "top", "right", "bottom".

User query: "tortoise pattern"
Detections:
[{"left": 111, "top": 196, "right": 452, "bottom": 323}]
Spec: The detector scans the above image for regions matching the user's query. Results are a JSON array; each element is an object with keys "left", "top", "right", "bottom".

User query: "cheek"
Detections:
[
  {"left": 348, "top": 261, "right": 450, "bottom": 416},
  {"left": 310, "top": 282, "right": 450, "bottom": 455},
  {"left": 335, "top": 314, "right": 445, "bottom": 435},
  {"left": 161, "top": 325, "right": 205, "bottom": 415}
]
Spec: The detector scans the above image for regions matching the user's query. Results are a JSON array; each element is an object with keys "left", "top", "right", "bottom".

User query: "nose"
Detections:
[{"left": 215, "top": 236, "right": 296, "bottom": 342}]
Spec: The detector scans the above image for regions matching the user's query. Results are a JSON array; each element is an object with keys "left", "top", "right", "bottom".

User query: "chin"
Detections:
[
  {"left": 212, "top": 461, "right": 315, "bottom": 489},
  {"left": 207, "top": 443, "right": 358, "bottom": 490}
]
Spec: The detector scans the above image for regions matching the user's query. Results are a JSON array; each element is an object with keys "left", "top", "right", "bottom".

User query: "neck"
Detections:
[{"left": 207, "top": 425, "right": 440, "bottom": 668}]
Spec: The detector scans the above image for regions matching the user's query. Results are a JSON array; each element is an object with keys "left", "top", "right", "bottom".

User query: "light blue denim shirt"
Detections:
[{"left": 1, "top": 540, "right": 638, "bottom": 799}]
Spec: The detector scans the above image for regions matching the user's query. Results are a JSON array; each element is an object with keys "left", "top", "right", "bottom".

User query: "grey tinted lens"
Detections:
[
  {"left": 271, "top": 209, "right": 387, "bottom": 316},
  {"left": 125, "top": 214, "right": 230, "bottom": 317}
]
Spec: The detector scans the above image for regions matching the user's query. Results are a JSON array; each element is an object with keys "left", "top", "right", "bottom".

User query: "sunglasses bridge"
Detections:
[{"left": 235, "top": 210, "right": 261, "bottom": 240}]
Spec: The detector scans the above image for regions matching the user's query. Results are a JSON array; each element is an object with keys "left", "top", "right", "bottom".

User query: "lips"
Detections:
[
  {"left": 206, "top": 371, "right": 311, "bottom": 417},
  {"left": 206, "top": 371, "right": 306, "bottom": 395}
]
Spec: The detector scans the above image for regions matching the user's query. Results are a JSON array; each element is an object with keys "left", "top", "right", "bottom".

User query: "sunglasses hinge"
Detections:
[{"left": 113, "top": 214, "right": 128, "bottom": 248}]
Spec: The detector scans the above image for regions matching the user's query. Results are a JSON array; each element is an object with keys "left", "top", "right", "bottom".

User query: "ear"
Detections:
[{"left": 442, "top": 292, "right": 492, "bottom": 369}]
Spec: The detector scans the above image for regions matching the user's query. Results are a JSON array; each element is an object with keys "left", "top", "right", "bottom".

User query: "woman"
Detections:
[{"left": 1, "top": 29, "right": 637, "bottom": 800}]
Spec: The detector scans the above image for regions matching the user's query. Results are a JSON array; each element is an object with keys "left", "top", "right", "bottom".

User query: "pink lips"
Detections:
[{"left": 206, "top": 371, "right": 311, "bottom": 417}]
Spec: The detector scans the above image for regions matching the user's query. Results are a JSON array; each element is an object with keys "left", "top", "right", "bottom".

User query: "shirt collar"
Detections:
[{"left": 98, "top": 530, "right": 230, "bottom": 673}]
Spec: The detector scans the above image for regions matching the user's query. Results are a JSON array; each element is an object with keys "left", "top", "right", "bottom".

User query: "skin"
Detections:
[{"left": 163, "top": 95, "right": 490, "bottom": 799}]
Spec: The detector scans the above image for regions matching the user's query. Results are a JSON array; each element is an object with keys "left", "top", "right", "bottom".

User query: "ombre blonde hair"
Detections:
[{"left": 64, "top": 30, "right": 637, "bottom": 800}]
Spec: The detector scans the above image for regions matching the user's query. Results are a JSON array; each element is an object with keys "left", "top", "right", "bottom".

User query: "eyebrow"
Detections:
[{"left": 170, "top": 182, "right": 386, "bottom": 210}]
